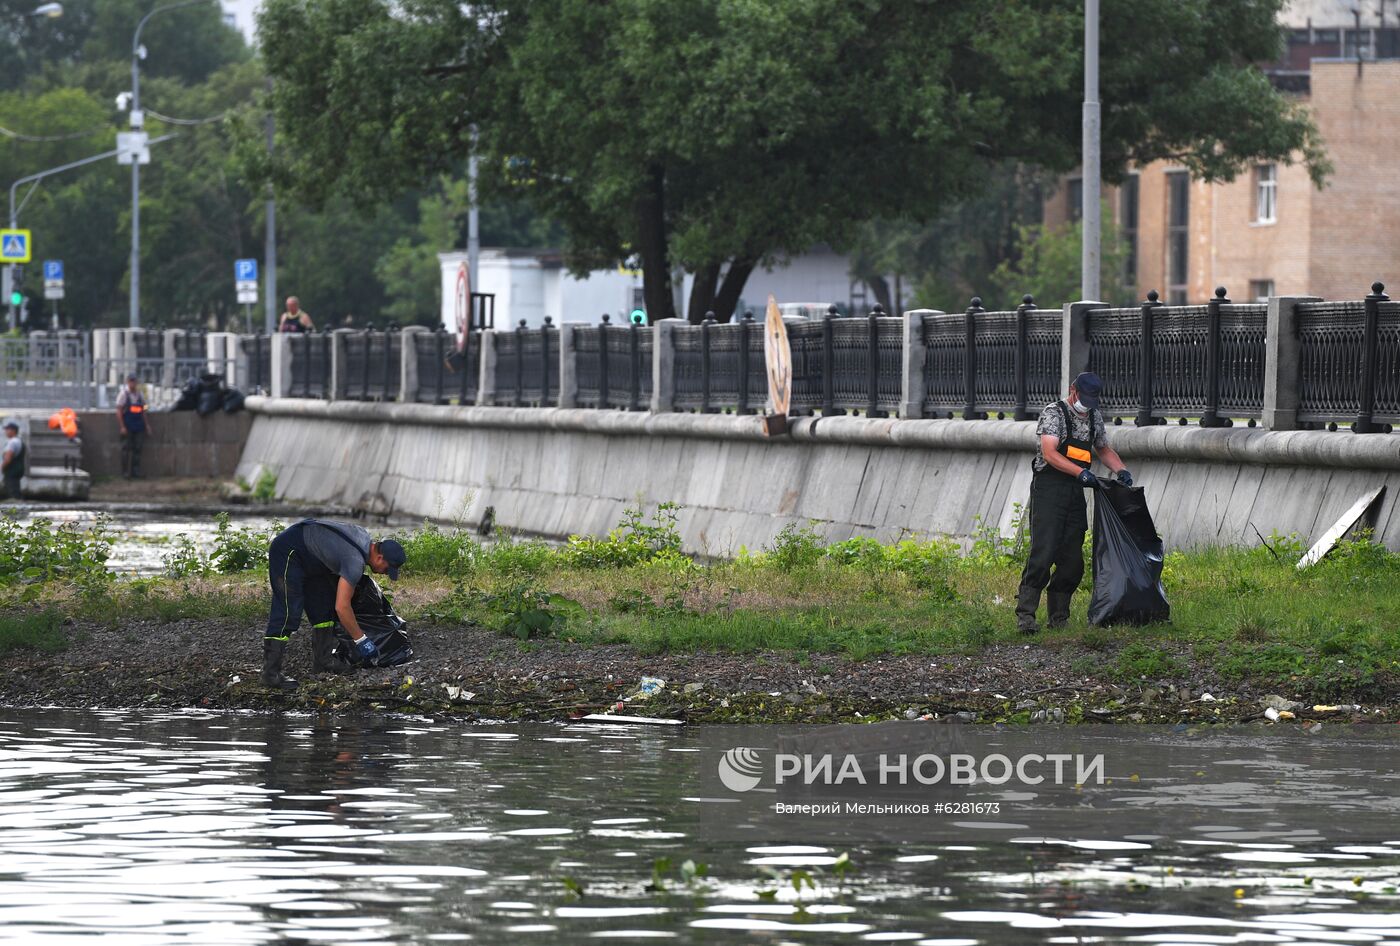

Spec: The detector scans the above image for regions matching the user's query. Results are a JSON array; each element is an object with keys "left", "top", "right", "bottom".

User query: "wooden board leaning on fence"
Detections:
[{"left": 763, "top": 294, "right": 792, "bottom": 436}]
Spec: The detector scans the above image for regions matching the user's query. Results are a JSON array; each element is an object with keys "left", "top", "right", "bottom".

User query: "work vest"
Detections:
[
  {"left": 121, "top": 392, "right": 147, "bottom": 432},
  {"left": 1054, "top": 400, "right": 1096, "bottom": 471}
]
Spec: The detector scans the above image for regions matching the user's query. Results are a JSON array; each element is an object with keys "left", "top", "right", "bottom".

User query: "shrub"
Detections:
[
  {"left": 402, "top": 521, "right": 482, "bottom": 576},
  {"left": 210, "top": 513, "right": 284, "bottom": 574},
  {"left": 964, "top": 504, "right": 1028, "bottom": 567},
  {"left": 163, "top": 536, "right": 210, "bottom": 578},
  {"left": 0, "top": 515, "right": 112, "bottom": 591},
  {"left": 564, "top": 502, "right": 689, "bottom": 569},
  {"left": 252, "top": 467, "right": 278, "bottom": 502},
  {"left": 764, "top": 522, "right": 826, "bottom": 572}
]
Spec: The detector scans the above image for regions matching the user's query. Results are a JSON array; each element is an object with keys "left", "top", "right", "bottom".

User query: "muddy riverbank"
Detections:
[{"left": 3, "top": 617, "right": 1395, "bottom": 725}]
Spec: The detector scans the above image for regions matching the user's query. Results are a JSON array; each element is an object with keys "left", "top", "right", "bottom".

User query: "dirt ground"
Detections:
[
  {"left": 88, "top": 476, "right": 231, "bottom": 505},
  {"left": 2, "top": 615, "right": 1393, "bottom": 726}
]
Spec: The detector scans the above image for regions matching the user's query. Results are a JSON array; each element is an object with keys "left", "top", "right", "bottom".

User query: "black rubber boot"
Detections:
[
  {"left": 261, "top": 638, "right": 299, "bottom": 689},
  {"left": 1015, "top": 585, "right": 1041, "bottom": 635},
  {"left": 311, "top": 625, "right": 354, "bottom": 674},
  {"left": 1046, "top": 592, "right": 1073, "bottom": 628}
]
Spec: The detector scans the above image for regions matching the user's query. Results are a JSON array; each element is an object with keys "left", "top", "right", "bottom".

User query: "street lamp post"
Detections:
[
  {"left": 128, "top": 0, "right": 216, "bottom": 328},
  {"left": 1081, "top": 0, "right": 1102, "bottom": 302}
]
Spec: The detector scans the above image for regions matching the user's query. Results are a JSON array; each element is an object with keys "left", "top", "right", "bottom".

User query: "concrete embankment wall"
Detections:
[
  {"left": 237, "top": 396, "right": 1400, "bottom": 553},
  {"left": 78, "top": 410, "right": 252, "bottom": 479}
]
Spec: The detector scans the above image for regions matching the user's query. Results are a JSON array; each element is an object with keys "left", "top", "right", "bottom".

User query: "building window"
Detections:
[
  {"left": 1166, "top": 172, "right": 1189, "bottom": 305},
  {"left": 1119, "top": 174, "right": 1139, "bottom": 289},
  {"left": 1254, "top": 164, "right": 1277, "bottom": 224},
  {"left": 1250, "top": 280, "right": 1275, "bottom": 302},
  {"left": 1344, "top": 29, "right": 1373, "bottom": 60},
  {"left": 1379, "top": 29, "right": 1400, "bottom": 59},
  {"left": 1066, "top": 178, "right": 1083, "bottom": 223}
]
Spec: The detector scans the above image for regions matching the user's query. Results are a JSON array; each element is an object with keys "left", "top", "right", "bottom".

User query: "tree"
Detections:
[
  {"left": 985, "top": 202, "right": 1132, "bottom": 310},
  {"left": 847, "top": 163, "right": 1056, "bottom": 313},
  {"left": 254, "top": 0, "right": 1326, "bottom": 323}
]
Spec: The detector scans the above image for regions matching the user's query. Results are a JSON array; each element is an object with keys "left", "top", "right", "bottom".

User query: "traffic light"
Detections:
[
  {"left": 7, "top": 290, "right": 19, "bottom": 308},
  {"left": 629, "top": 308, "right": 647, "bottom": 325}
]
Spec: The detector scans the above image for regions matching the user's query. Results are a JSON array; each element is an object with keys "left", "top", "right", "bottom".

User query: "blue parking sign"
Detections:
[
  {"left": 235, "top": 258, "right": 258, "bottom": 282},
  {"left": 43, "top": 260, "right": 63, "bottom": 282}
]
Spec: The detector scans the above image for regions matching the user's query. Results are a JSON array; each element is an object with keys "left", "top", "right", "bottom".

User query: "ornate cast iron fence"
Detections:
[
  {"left": 576, "top": 316, "right": 654, "bottom": 410},
  {"left": 493, "top": 319, "right": 558, "bottom": 407}
]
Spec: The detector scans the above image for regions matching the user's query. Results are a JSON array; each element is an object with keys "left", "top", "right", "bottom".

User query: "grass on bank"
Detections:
[
  {"left": 0, "top": 610, "right": 68, "bottom": 656},
  {"left": 2, "top": 503, "right": 1399, "bottom": 692}
]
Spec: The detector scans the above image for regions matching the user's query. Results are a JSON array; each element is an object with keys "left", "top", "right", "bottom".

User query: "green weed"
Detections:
[
  {"left": 252, "top": 467, "right": 278, "bottom": 502},
  {"left": 563, "top": 502, "right": 688, "bottom": 569},
  {"left": 0, "top": 610, "right": 67, "bottom": 655}
]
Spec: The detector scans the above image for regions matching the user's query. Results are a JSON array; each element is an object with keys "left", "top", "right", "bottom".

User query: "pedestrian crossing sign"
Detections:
[{"left": 0, "top": 230, "right": 31, "bottom": 264}]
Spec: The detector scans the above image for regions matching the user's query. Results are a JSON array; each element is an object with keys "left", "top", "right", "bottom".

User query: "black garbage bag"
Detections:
[
  {"left": 1087, "top": 480, "right": 1170, "bottom": 626},
  {"left": 221, "top": 388, "right": 246, "bottom": 413},
  {"left": 171, "top": 377, "right": 200, "bottom": 412},
  {"left": 195, "top": 372, "right": 226, "bottom": 416},
  {"left": 331, "top": 575, "right": 414, "bottom": 668}
]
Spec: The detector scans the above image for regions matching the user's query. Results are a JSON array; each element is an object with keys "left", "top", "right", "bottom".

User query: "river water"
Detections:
[{"left": 2, "top": 708, "right": 1400, "bottom": 944}]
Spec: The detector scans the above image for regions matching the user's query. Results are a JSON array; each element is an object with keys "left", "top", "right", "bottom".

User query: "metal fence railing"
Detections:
[
  {"left": 339, "top": 327, "right": 402, "bottom": 401},
  {"left": 5, "top": 281, "right": 1395, "bottom": 433},
  {"left": 413, "top": 328, "right": 481, "bottom": 405},
  {"left": 493, "top": 319, "right": 558, "bottom": 407},
  {"left": 575, "top": 317, "right": 653, "bottom": 410},
  {"left": 0, "top": 332, "right": 93, "bottom": 409},
  {"left": 288, "top": 332, "right": 333, "bottom": 400},
  {"left": 240, "top": 334, "right": 272, "bottom": 393},
  {"left": 673, "top": 316, "right": 764, "bottom": 413}
]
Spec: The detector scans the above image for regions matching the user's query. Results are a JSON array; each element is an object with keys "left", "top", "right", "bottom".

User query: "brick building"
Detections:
[{"left": 1045, "top": 0, "right": 1400, "bottom": 304}]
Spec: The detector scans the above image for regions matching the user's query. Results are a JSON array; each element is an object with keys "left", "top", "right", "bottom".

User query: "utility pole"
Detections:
[
  {"left": 1081, "top": 0, "right": 1101, "bottom": 302},
  {"left": 264, "top": 79, "right": 278, "bottom": 334},
  {"left": 467, "top": 125, "right": 480, "bottom": 296},
  {"left": 129, "top": 0, "right": 215, "bottom": 328},
  {"left": 129, "top": 38, "right": 143, "bottom": 327}
]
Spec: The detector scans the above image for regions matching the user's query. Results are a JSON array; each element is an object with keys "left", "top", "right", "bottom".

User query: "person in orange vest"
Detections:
[{"left": 115, "top": 373, "right": 152, "bottom": 478}]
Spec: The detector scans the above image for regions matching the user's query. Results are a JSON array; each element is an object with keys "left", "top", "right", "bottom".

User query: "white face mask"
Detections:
[{"left": 1069, "top": 397, "right": 1088, "bottom": 415}]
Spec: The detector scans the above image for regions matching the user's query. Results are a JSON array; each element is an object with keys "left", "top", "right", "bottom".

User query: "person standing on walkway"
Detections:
[
  {"left": 115, "top": 373, "right": 150, "bottom": 479},
  {"left": 1016, "top": 372, "right": 1132, "bottom": 634},
  {"left": 278, "top": 296, "right": 315, "bottom": 333},
  {"left": 262, "top": 518, "right": 407, "bottom": 689},
  {"left": 1, "top": 420, "right": 24, "bottom": 500}
]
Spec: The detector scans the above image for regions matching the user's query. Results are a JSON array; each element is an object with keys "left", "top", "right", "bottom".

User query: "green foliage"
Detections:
[
  {"left": 162, "top": 536, "right": 210, "bottom": 579},
  {"left": 401, "top": 520, "right": 482, "bottom": 576},
  {"left": 252, "top": 468, "right": 278, "bottom": 503},
  {"left": 965, "top": 505, "right": 1028, "bottom": 567},
  {"left": 646, "top": 857, "right": 709, "bottom": 893},
  {"left": 563, "top": 502, "right": 688, "bottom": 569},
  {"left": 160, "top": 514, "right": 284, "bottom": 577},
  {"left": 426, "top": 576, "right": 583, "bottom": 640},
  {"left": 764, "top": 522, "right": 827, "bottom": 572},
  {"left": 0, "top": 515, "right": 112, "bottom": 592},
  {"left": 1115, "top": 642, "right": 1186, "bottom": 679},
  {"left": 987, "top": 202, "right": 1133, "bottom": 309},
  {"left": 0, "top": 610, "right": 67, "bottom": 656},
  {"left": 257, "top": 0, "right": 1326, "bottom": 323},
  {"left": 211, "top": 514, "right": 283, "bottom": 574}
]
